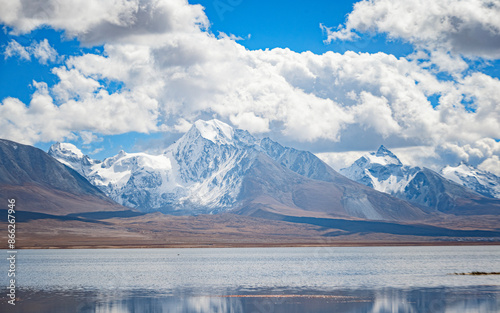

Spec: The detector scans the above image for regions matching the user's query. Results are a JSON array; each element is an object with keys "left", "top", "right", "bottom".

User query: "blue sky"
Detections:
[
  {"left": 0, "top": 0, "right": 499, "bottom": 173},
  {"left": 193, "top": 0, "right": 423, "bottom": 58}
]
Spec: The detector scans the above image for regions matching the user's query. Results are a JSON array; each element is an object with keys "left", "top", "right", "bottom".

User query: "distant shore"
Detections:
[
  {"left": 12, "top": 241, "right": 500, "bottom": 249},
  {"left": 4, "top": 212, "right": 500, "bottom": 250}
]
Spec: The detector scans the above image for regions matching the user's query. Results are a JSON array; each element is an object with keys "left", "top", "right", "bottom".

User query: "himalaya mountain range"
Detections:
[
  {"left": 45, "top": 119, "right": 500, "bottom": 221},
  {"left": 47, "top": 120, "right": 420, "bottom": 220},
  {"left": 2, "top": 119, "right": 500, "bottom": 247}
]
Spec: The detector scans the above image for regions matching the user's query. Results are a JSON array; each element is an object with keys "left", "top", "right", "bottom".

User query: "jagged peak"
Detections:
[
  {"left": 259, "top": 137, "right": 286, "bottom": 159},
  {"left": 260, "top": 137, "right": 282, "bottom": 149},
  {"left": 191, "top": 119, "right": 235, "bottom": 145},
  {"left": 49, "top": 142, "right": 84, "bottom": 158},
  {"left": 458, "top": 161, "right": 474, "bottom": 169},
  {"left": 369, "top": 145, "right": 402, "bottom": 166},
  {"left": 260, "top": 137, "right": 303, "bottom": 152},
  {"left": 443, "top": 162, "right": 475, "bottom": 172},
  {"left": 174, "top": 119, "right": 259, "bottom": 149},
  {"left": 101, "top": 150, "right": 127, "bottom": 165},
  {"left": 234, "top": 128, "right": 260, "bottom": 146},
  {"left": 376, "top": 145, "right": 393, "bottom": 157}
]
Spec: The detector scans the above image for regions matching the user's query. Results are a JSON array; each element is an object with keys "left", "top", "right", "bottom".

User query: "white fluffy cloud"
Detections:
[
  {"left": 0, "top": 0, "right": 499, "bottom": 173},
  {"left": 0, "top": 81, "right": 159, "bottom": 144},
  {"left": 31, "top": 39, "right": 59, "bottom": 64},
  {"left": 4, "top": 39, "right": 58, "bottom": 64},
  {"left": 230, "top": 112, "right": 270, "bottom": 134},
  {"left": 479, "top": 155, "right": 500, "bottom": 176},
  {"left": 0, "top": 0, "right": 208, "bottom": 45},
  {"left": 79, "top": 131, "right": 102, "bottom": 145},
  {"left": 4, "top": 40, "right": 30, "bottom": 60},
  {"left": 323, "top": 0, "right": 500, "bottom": 59}
]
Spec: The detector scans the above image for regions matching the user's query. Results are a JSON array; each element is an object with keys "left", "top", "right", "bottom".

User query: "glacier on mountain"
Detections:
[
  {"left": 49, "top": 121, "right": 500, "bottom": 217},
  {"left": 48, "top": 142, "right": 101, "bottom": 177},
  {"left": 49, "top": 120, "right": 261, "bottom": 214},
  {"left": 442, "top": 163, "right": 500, "bottom": 199},
  {"left": 340, "top": 145, "right": 500, "bottom": 214},
  {"left": 340, "top": 145, "right": 419, "bottom": 195},
  {"left": 50, "top": 123, "right": 432, "bottom": 221}
]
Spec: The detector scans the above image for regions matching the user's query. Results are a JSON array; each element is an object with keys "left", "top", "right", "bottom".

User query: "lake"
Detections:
[{"left": 1, "top": 246, "right": 499, "bottom": 312}]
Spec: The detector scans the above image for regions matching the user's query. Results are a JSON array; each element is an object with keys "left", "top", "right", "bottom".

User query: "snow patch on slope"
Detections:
[
  {"left": 90, "top": 152, "right": 173, "bottom": 189},
  {"left": 369, "top": 171, "right": 418, "bottom": 194},
  {"left": 340, "top": 146, "right": 419, "bottom": 195}
]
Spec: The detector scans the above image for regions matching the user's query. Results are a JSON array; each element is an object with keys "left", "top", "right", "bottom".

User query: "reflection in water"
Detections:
[
  {"left": 92, "top": 296, "right": 244, "bottom": 313},
  {"left": 370, "top": 289, "right": 418, "bottom": 313},
  {"left": 8, "top": 287, "right": 500, "bottom": 313}
]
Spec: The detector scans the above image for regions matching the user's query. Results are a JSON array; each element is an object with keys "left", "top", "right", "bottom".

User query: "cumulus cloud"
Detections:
[
  {"left": 0, "top": 0, "right": 498, "bottom": 173},
  {"left": 0, "top": 80, "right": 159, "bottom": 144},
  {"left": 316, "top": 151, "right": 367, "bottom": 171},
  {"left": 79, "top": 131, "right": 102, "bottom": 144},
  {"left": 230, "top": 112, "right": 270, "bottom": 134},
  {"left": 0, "top": 0, "right": 208, "bottom": 46},
  {"left": 351, "top": 92, "right": 401, "bottom": 137},
  {"left": 31, "top": 39, "right": 59, "bottom": 64},
  {"left": 4, "top": 39, "right": 58, "bottom": 64},
  {"left": 323, "top": 0, "right": 500, "bottom": 59},
  {"left": 4, "top": 40, "right": 31, "bottom": 60},
  {"left": 173, "top": 118, "right": 193, "bottom": 133},
  {"left": 43, "top": 37, "right": 498, "bottom": 168},
  {"left": 88, "top": 147, "right": 104, "bottom": 155},
  {"left": 479, "top": 155, "right": 500, "bottom": 176}
]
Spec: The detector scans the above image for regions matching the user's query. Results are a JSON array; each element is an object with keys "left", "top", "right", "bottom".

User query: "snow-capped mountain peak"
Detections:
[
  {"left": 193, "top": 119, "right": 235, "bottom": 146},
  {"left": 340, "top": 146, "right": 417, "bottom": 194},
  {"left": 442, "top": 162, "right": 474, "bottom": 179},
  {"left": 49, "top": 142, "right": 84, "bottom": 159},
  {"left": 47, "top": 128, "right": 500, "bottom": 219},
  {"left": 50, "top": 119, "right": 262, "bottom": 214},
  {"left": 48, "top": 142, "right": 100, "bottom": 176},
  {"left": 375, "top": 145, "right": 392, "bottom": 156},
  {"left": 442, "top": 162, "right": 500, "bottom": 199},
  {"left": 341, "top": 146, "right": 500, "bottom": 214},
  {"left": 171, "top": 119, "right": 260, "bottom": 154},
  {"left": 368, "top": 145, "right": 402, "bottom": 166}
]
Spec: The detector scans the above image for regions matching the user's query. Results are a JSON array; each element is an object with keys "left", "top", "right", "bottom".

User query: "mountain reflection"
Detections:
[
  {"left": 92, "top": 296, "right": 244, "bottom": 313},
  {"left": 10, "top": 287, "right": 500, "bottom": 313}
]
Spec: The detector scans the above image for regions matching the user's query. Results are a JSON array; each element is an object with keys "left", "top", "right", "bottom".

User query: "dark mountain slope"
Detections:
[
  {"left": 0, "top": 139, "right": 130, "bottom": 215},
  {"left": 235, "top": 153, "right": 427, "bottom": 222}
]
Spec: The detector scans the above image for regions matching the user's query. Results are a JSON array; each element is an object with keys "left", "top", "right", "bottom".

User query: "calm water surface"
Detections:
[{"left": 1, "top": 246, "right": 499, "bottom": 312}]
